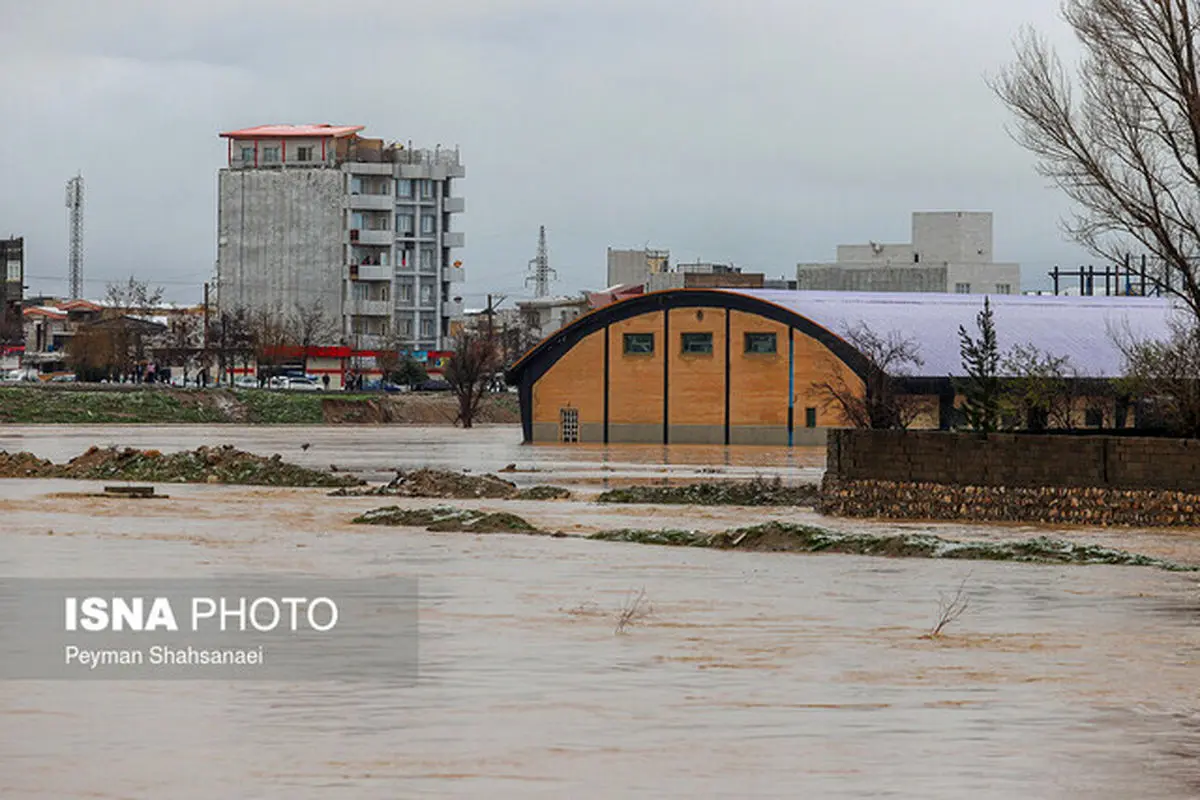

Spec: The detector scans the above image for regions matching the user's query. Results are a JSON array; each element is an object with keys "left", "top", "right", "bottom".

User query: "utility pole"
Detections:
[
  {"left": 202, "top": 282, "right": 210, "bottom": 349},
  {"left": 65, "top": 174, "right": 84, "bottom": 299},
  {"left": 525, "top": 225, "right": 556, "bottom": 298}
]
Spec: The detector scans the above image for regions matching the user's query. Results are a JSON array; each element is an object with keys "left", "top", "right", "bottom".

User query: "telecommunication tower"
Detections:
[
  {"left": 65, "top": 174, "right": 84, "bottom": 299},
  {"left": 525, "top": 225, "right": 556, "bottom": 298}
]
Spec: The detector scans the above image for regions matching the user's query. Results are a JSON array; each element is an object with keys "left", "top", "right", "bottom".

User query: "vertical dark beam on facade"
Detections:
[
  {"left": 519, "top": 380, "right": 534, "bottom": 443},
  {"left": 938, "top": 387, "right": 955, "bottom": 431},
  {"left": 787, "top": 328, "right": 796, "bottom": 448},
  {"left": 603, "top": 324, "right": 610, "bottom": 444},
  {"left": 662, "top": 308, "right": 670, "bottom": 445},
  {"left": 723, "top": 309, "right": 731, "bottom": 446}
]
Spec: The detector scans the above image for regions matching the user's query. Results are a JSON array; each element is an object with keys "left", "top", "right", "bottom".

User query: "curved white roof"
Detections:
[{"left": 729, "top": 290, "right": 1179, "bottom": 378}]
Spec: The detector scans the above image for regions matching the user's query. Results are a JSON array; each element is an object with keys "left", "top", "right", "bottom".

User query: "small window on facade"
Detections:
[
  {"left": 421, "top": 215, "right": 436, "bottom": 234},
  {"left": 240, "top": 146, "right": 254, "bottom": 163},
  {"left": 623, "top": 333, "right": 654, "bottom": 354},
  {"left": 396, "top": 214, "right": 414, "bottom": 234},
  {"left": 1085, "top": 407, "right": 1104, "bottom": 428},
  {"left": 262, "top": 146, "right": 280, "bottom": 163},
  {"left": 399, "top": 283, "right": 413, "bottom": 303},
  {"left": 399, "top": 318, "right": 413, "bottom": 337},
  {"left": 396, "top": 179, "right": 413, "bottom": 197},
  {"left": 955, "top": 282, "right": 971, "bottom": 294},
  {"left": 420, "top": 180, "right": 434, "bottom": 199},
  {"left": 420, "top": 318, "right": 434, "bottom": 338},
  {"left": 420, "top": 284, "right": 433, "bottom": 305},
  {"left": 420, "top": 247, "right": 436, "bottom": 271},
  {"left": 914, "top": 253, "right": 920, "bottom": 264},
  {"left": 681, "top": 332, "right": 713, "bottom": 354},
  {"left": 296, "top": 146, "right": 313, "bottom": 162},
  {"left": 805, "top": 407, "right": 818, "bottom": 428},
  {"left": 745, "top": 333, "right": 777, "bottom": 354},
  {"left": 995, "top": 283, "right": 1011, "bottom": 295},
  {"left": 560, "top": 408, "right": 580, "bottom": 443}
]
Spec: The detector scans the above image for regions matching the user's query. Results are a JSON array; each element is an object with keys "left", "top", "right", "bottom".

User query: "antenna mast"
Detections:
[
  {"left": 66, "top": 173, "right": 84, "bottom": 299},
  {"left": 525, "top": 225, "right": 556, "bottom": 298}
]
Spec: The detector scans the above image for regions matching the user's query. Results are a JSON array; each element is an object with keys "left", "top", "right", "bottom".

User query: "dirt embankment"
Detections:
[
  {"left": 331, "top": 468, "right": 572, "bottom": 500},
  {"left": 0, "top": 385, "right": 520, "bottom": 425},
  {"left": 0, "top": 445, "right": 360, "bottom": 487}
]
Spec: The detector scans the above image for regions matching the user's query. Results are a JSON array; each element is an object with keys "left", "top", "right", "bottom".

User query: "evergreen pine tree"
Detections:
[{"left": 958, "top": 297, "right": 1001, "bottom": 433}]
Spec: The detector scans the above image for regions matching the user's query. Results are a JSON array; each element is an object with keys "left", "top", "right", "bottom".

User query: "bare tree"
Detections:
[
  {"left": 1002, "top": 343, "right": 1080, "bottom": 431},
  {"left": 163, "top": 313, "right": 202, "bottom": 385},
  {"left": 812, "top": 322, "right": 925, "bottom": 429},
  {"left": 105, "top": 276, "right": 164, "bottom": 313},
  {"left": 993, "top": 1, "right": 1200, "bottom": 320},
  {"left": 288, "top": 298, "right": 338, "bottom": 350},
  {"left": 443, "top": 330, "right": 500, "bottom": 428},
  {"left": 1115, "top": 313, "right": 1200, "bottom": 437},
  {"left": 249, "top": 305, "right": 293, "bottom": 382}
]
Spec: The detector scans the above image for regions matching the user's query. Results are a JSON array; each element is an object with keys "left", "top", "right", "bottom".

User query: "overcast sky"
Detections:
[{"left": 1, "top": 0, "right": 1087, "bottom": 304}]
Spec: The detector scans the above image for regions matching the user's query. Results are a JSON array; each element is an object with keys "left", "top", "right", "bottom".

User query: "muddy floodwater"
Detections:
[{"left": 1, "top": 424, "right": 1198, "bottom": 798}]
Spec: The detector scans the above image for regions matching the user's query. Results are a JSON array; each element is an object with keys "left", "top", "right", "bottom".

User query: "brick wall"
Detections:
[{"left": 826, "top": 429, "right": 1200, "bottom": 492}]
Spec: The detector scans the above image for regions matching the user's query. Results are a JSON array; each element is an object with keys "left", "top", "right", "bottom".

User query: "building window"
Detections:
[
  {"left": 296, "top": 146, "right": 313, "bottom": 162},
  {"left": 396, "top": 179, "right": 413, "bottom": 198},
  {"left": 745, "top": 332, "right": 777, "bottom": 354},
  {"left": 395, "top": 214, "right": 414, "bottom": 234},
  {"left": 1085, "top": 407, "right": 1104, "bottom": 428},
  {"left": 398, "top": 318, "right": 413, "bottom": 338},
  {"left": 240, "top": 146, "right": 254, "bottom": 163},
  {"left": 623, "top": 333, "right": 654, "bottom": 354},
  {"left": 262, "top": 146, "right": 280, "bottom": 163},
  {"left": 914, "top": 253, "right": 920, "bottom": 264},
  {"left": 681, "top": 332, "right": 713, "bottom": 354},
  {"left": 805, "top": 407, "right": 818, "bottom": 428},
  {"left": 398, "top": 282, "right": 413, "bottom": 303},
  {"left": 420, "top": 214, "right": 436, "bottom": 234},
  {"left": 420, "top": 247, "right": 436, "bottom": 271},
  {"left": 560, "top": 408, "right": 580, "bottom": 443},
  {"left": 420, "top": 318, "right": 434, "bottom": 338},
  {"left": 420, "top": 284, "right": 433, "bottom": 305},
  {"left": 955, "top": 282, "right": 971, "bottom": 294},
  {"left": 995, "top": 283, "right": 1011, "bottom": 295},
  {"left": 420, "top": 180, "right": 434, "bottom": 199}
]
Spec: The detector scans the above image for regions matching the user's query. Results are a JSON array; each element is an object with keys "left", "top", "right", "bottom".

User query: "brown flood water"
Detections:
[{"left": 0, "top": 425, "right": 1198, "bottom": 798}]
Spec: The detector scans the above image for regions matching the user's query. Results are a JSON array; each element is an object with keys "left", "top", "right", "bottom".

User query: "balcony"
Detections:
[
  {"left": 442, "top": 231, "right": 465, "bottom": 248},
  {"left": 445, "top": 265, "right": 467, "bottom": 284},
  {"left": 351, "top": 229, "right": 392, "bottom": 246},
  {"left": 442, "top": 298, "right": 465, "bottom": 318},
  {"left": 345, "top": 299, "right": 392, "bottom": 317},
  {"left": 443, "top": 196, "right": 465, "bottom": 213},
  {"left": 351, "top": 264, "right": 391, "bottom": 281},
  {"left": 351, "top": 334, "right": 389, "bottom": 350},
  {"left": 349, "top": 193, "right": 393, "bottom": 211},
  {"left": 345, "top": 162, "right": 393, "bottom": 175}
]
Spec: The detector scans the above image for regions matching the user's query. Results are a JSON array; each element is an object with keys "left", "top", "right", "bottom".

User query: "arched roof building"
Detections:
[{"left": 506, "top": 289, "right": 1178, "bottom": 446}]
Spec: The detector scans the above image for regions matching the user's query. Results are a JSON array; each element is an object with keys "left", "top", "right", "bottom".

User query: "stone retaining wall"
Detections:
[{"left": 823, "top": 429, "right": 1200, "bottom": 527}]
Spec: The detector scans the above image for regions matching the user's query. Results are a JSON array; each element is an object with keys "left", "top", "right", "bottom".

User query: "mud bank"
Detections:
[
  {"left": 0, "top": 445, "right": 359, "bottom": 487},
  {"left": 350, "top": 503, "right": 1197, "bottom": 571},
  {"left": 597, "top": 477, "right": 818, "bottom": 506}
]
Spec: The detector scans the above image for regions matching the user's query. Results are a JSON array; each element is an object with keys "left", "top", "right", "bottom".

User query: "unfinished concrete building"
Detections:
[
  {"left": 606, "top": 247, "right": 670, "bottom": 288},
  {"left": 216, "top": 124, "right": 466, "bottom": 352},
  {"left": 797, "top": 212, "right": 1021, "bottom": 295}
]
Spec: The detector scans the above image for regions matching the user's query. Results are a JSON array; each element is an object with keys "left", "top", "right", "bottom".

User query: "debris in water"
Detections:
[{"left": 352, "top": 505, "right": 540, "bottom": 534}]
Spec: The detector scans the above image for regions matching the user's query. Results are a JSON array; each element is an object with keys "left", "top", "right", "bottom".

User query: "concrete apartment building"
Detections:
[
  {"left": 606, "top": 247, "right": 670, "bottom": 288},
  {"left": 797, "top": 212, "right": 1021, "bottom": 295},
  {"left": 1, "top": 237, "right": 23, "bottom": 369},
  {"left": 216, "top": 124, "right": 466, "bottom": 353}
]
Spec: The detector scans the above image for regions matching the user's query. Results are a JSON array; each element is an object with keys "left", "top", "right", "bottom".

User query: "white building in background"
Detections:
[
  {"left": 216, "top": 124, "right": 466, "bottom": 352},
  {"left": 797, "top": 212, "right": 1021, "bottom": 295}
]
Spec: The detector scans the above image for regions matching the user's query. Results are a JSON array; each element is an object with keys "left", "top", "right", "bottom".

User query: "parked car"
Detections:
[
  {"left": 49, "top": 374, "right": 77, "bottom": 383},
  {"left": 0, "top": 369, "right": 33, "bottom": 384},
  {"left": 233, "top": 376, "right": 260, "bottom": 389},
  {"left": 416, "top": 378, "right": 451, "bottom": 392},
  {"left": 281, "top": 376, "right": 321, "bottom": 392}
]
